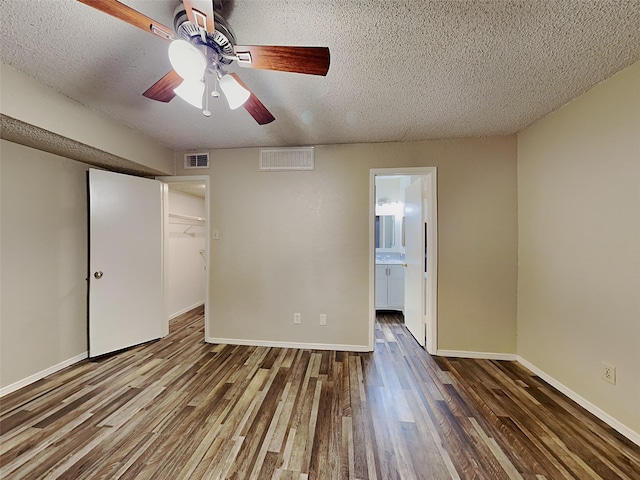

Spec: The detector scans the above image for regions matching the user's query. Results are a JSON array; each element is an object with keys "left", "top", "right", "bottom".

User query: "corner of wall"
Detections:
[{"left": 0, "top": 62, "right": 174, "bottom": 175}]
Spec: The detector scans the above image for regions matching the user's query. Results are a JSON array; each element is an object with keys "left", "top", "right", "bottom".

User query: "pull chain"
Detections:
[
  {"left": 211, "top": 74, "right": 220, "bottom": 98},
  {"left": 203, "top": 74, "right": 212, "bottom": 117}
]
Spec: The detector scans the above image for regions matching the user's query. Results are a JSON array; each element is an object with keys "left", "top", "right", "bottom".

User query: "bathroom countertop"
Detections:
[{"left": 375, "top": 252, "right": 405, "bottom": 265}]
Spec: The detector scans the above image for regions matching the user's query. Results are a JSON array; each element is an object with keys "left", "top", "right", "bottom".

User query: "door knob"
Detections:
[{"left": 94, "top": 271, "right": 104, "bottom": 279}]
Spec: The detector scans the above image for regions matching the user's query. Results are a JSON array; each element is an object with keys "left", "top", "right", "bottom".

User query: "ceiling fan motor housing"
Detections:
[{"left": 173, "top": 5, "right": 236, "bottom": 65}]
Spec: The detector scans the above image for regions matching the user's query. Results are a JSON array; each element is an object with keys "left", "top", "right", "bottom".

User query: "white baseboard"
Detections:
[
  {"left": 433, "top": 350, "right": 639, "bottom": 446},
  {"left": 169, "top": 301, "right": 204, "bottom": 320},
  {"left": 436, "top": 349, "right": 518, "bottom": 361},
  {"left": 0, "top": 352, "right": 88, "bottom": 398},
  {"left": 206, "top": 337, "right": 372, "bottom": 352},
  {"left": 517, "top": 356, "right": 640, "bottom": 447}
]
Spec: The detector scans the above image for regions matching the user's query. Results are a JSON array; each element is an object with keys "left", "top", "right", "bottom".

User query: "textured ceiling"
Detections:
[{"left": 1, "top": 0, "right": 639, "bottom": 151}]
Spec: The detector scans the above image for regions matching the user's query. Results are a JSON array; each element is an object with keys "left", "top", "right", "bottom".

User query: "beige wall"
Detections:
[
  {"left": 0, "top": 65, "right": 178, "bottom": 391},
  {"left": 176, "top": 137, "right": 518, "bottom": 352},
  {"left": 517, "top": 62, "right": 640, "bottom": 434},
  {"left": 0, "top": 63, "right": 174, "bottom": 176},
  {"left": 0, "top": 140, "right": 89, "bottom": 388}
]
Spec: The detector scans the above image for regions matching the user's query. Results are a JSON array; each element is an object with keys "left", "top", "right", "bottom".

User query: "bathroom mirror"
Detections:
[{"left": 375, "top": 215, "right": 395, "bottom": 248}]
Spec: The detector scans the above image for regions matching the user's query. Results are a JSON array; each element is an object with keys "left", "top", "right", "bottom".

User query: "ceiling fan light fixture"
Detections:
[
  {"left": 219, "top": 74, "right": 250, "bottom": 110},
  {"left": 174, "top": 79, "right": 205, "bottom": 108},
  {"left": 168, "top": 40, "right": 207, "bottom": 81}
]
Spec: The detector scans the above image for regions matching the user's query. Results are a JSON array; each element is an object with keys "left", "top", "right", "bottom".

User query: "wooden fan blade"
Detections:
[
  {"left": 143, "top": 70, "right": 182, "bottom": 102},
  {"left": 230, "top": 74, "right": 275, "bottom": 125},
  {"left": 183, "top": 0, "right": 216, "bottom": 33},
  {"left": 77, "top": 0, "right": 174, "bottom": 41},
  {"left": 233, "top": 46, "right": 330, "bottom": 76}
]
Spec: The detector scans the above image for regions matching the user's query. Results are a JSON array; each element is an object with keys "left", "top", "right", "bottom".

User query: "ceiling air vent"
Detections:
[
  {"left": 259, "top": 147, "right": 314, "bottom": 171},
  {"left": 184, "top": 152, "right": 209, "bottom": 169}
]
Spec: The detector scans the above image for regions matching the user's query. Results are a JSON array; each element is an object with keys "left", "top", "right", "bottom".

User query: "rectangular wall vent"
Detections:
[
  {"left": 259, "top": 147, "right": 314, "bottom": 171},
  {"left": 184, "top": 152, "right": 210, "bottom": 169}
]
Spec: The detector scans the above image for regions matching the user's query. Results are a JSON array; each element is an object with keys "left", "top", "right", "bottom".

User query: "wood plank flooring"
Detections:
[{"left": 1, "top": 308, "right": 639, "bottom": 479}]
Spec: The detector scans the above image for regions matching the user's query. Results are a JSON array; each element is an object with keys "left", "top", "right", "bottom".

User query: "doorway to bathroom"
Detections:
[{"left": 370, "top": 167, "right": 437, "bottom": 354}]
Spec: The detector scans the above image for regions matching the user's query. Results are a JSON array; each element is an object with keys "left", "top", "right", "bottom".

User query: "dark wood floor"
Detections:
[{"left": 1, "top": 308, "right": 639, "bottom": 479}]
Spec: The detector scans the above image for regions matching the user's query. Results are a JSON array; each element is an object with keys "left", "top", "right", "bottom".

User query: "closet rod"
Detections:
[{"left": 169, "top": 213, "right": 205, "bottom": 222}]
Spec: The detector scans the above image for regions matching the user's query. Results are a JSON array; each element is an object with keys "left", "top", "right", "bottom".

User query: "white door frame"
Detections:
[
  {"left": 369, "top": 167, "right": 438, "bottom": 354},
  {"left": 156, "top": 175, "right": 211, "bottom": 341}
]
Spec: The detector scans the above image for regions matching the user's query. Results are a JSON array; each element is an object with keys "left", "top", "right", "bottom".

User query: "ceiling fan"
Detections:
[{"left": 77, "top": 0, "right": 331, "bottom": 125}]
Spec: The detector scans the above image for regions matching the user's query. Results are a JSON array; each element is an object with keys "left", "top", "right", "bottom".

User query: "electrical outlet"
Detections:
[
  {"left": 320, "top": 314, "right": 327, "bottom": 326},
  {"left": 294, "top": 313, "right": 301, "bottom": 325},
  {"left": 601, "top": 362, "right": 616, "bottom": 385}
]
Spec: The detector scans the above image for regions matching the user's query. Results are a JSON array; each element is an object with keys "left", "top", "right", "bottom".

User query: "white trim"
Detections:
[
  {"left": 436, "top": 349, "right": 518, "bottom": 361},
  {"left": 368, "top": 169, "right": 376, "bottom": 350},
  {"left": 169, "top": 301, "right": 205, "bottom": 320},
  {"left": 0, "top": 352, "right": 88, "bottom": 398},
  {"left": 160, "top": 183, "right": 170, "bottom": 337},
  {"left": 517, "top": 356, "right": 640, "bottom": 446},
  {"left": 207, "top": 337, "right": 372, "bottom": 352},
  {"left": 425, "top": 169, "right": 438, "bottom": 355}
]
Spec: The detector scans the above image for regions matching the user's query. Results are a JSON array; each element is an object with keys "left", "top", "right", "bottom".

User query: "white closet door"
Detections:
[{"left": 88, "top": 169, "right": 165, "bottom": 357}]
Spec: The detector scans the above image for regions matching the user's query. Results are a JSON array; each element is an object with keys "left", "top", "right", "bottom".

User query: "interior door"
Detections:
[
  {"left": 404, "top": 178, "right": 425, "bottom": 346},
  {"left": 88, "top": 169, "right": 166, "bottom": 357}
]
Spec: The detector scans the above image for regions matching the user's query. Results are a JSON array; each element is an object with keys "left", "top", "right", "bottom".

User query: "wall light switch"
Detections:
[{"left": 213, "top": 229, "right": 220, "bottom": 240}]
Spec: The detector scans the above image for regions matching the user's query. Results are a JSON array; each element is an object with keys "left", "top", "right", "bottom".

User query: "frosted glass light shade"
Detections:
[
  {"left": 168, "top": 40, "right": 207, "bottom": 81},
  {"left": 219, "top": 74, "right": 250, "bottom": 109},
  {"left": 174, "top": 79, "right": 205, "bottom": 108}
]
